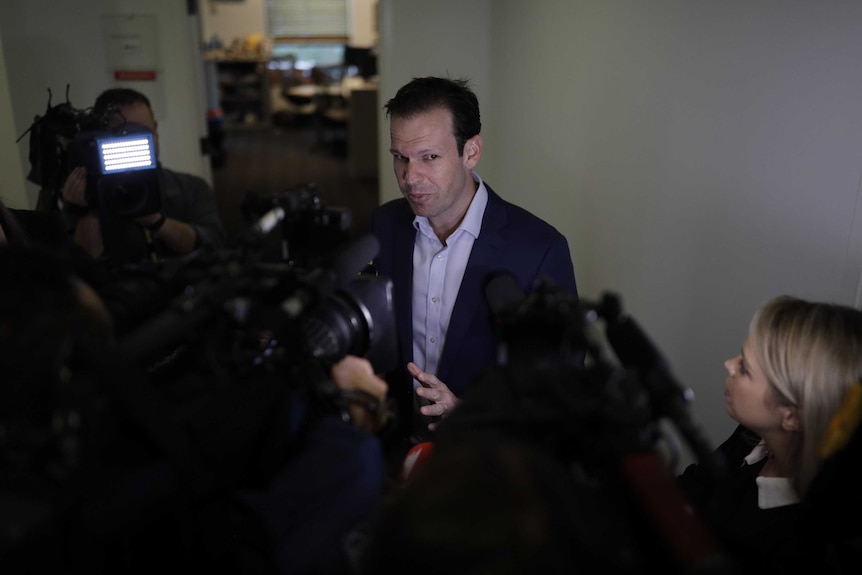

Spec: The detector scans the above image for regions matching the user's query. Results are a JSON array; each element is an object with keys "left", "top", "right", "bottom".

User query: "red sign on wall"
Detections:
[{"left": 114, "top": 70, "right": 157, "bottom": 81}]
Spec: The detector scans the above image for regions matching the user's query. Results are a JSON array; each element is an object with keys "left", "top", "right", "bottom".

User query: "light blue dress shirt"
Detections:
[{"left": 411, "top": 174, "right": 489, "bottom": 388}]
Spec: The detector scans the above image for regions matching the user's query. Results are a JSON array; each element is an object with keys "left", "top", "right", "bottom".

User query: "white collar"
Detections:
[
  {"left": 412, "top": 173, "right": 487, "bottom": 240},
  {"left": 745, "top": 441, "right": 800, "bottom": 509}
]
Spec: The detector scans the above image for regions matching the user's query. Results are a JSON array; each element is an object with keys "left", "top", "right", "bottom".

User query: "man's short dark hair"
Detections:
[
  {"left": 93, "top": 87, "right": 153, "bottom": 118},
  {"left": 384, "top": 76, "right": 481, "bottom": 156}
]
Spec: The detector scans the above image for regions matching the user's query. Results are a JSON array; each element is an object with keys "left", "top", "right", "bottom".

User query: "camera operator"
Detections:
[
  {"left": 677, "top": 295, "right": 862, "bottom": 574},
  {"left": 61, "top": 88, "right": 224, "bottom": 264}
]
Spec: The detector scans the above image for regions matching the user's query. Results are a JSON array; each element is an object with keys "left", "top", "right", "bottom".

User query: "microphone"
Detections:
[
  {"left": 484, "top": 270, "right": 526, "bottom": 316},
  {"left": 484, "top": 271, "right": 528, "bottom": 366},
  {"left": 619, "top": 451, "right": 732, "bottom": 571},
  {"left": 598, "top": 295, "right": 723, "bottom": 476},
  {"left": 594, "top": 294, "right": 692, "bottom": 416},
  {"left": 235, "top": 193, "right": 288, "bottom": 247},
  {"left": 332, "top": 233, "right": 380, "bottom": 289},
  {"left": 582, "top": 297, "right": 732, "bottom": 569},
  {"left": 252, "top": 206, "right": 285, "bottom": 237},
  {"left": 401, "top": 441, "right": 435, "bottom": 481}
]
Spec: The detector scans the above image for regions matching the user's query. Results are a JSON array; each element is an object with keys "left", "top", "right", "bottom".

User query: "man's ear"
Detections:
[{"left": 463, "top": 135, "right": 482, "bottom": 169}]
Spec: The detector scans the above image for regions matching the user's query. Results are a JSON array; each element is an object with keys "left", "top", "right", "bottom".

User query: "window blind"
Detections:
[{"left": 266, "top": 0, "right": 348, "bottom": 38}]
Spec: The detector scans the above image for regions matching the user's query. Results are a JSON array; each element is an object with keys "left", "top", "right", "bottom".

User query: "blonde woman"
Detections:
[{"left": 679, "top": 295, "right": 862, "bottom": 573}]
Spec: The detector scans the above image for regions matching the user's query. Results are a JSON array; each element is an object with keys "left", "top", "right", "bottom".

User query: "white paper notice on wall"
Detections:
[{"left": 101, "top": 14, "right": 166, "bottom": 119}]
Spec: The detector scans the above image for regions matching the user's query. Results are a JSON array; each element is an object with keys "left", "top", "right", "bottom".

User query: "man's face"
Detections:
[
  {"left": 389, "top": 107, "right": 481, "bottom": 238},
  {"left": 114, "top": 101, "right": 159, "bottom": 159}
]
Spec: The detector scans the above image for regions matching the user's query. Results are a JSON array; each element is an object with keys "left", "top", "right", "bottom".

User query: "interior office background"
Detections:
[{"left": 2, "top": 0, "right": 862, "bottom": 472}]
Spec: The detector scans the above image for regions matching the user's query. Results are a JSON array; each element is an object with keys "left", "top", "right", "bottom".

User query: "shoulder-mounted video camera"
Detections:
[{"left": 19, "top": 86, "right": 160, "bottom": 218}]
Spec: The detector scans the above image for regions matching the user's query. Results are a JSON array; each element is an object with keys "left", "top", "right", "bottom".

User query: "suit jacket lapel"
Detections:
[
  {"left": 437, "top": 188, "right": 508, "bottom": 382},
  {"left": 393, "top": 214, "right": 416, "bottom": 368}
]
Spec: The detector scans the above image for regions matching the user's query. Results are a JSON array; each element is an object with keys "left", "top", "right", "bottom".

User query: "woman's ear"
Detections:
[{"left": 780, "top": 405, "right": 801, "bottom": 432}]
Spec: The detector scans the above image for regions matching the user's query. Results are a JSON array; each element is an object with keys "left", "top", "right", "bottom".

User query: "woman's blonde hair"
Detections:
[{"left": 749, "top": 295, "right": 862, "bottom": 496}]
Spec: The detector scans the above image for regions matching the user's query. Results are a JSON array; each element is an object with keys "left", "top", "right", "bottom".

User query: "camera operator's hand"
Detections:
[
  {"left": 408, "top": 362, "right": 460, "bottom": 432},
  {"left": 134, "top": 212, "right": 198, "bottom": 255},
  {"left": 62, "top": 166, "right": 88, "bottom": 207},
  {"left": 331, "top": 355, "right": 390, "bottom": 433},
  {"left": 62, "top": 167, "right": 104, "bottom": 258}
]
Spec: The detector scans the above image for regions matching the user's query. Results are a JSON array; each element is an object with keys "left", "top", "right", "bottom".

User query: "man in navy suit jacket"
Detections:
[{"left": 369, "top": 76, "right": 578, "bottom": 447}]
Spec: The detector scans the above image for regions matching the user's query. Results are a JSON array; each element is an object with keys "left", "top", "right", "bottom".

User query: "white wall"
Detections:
[
  {"left": 378, "top": 0, "right": 862, "bottom": 462},
  {"left": 0, "top": 26, "right": 27, "bottom": 209},
  {"left": 0, "top": 0, "right": 211, "bottom": 209}
]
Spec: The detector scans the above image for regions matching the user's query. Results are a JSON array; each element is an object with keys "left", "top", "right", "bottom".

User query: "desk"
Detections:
[
  {"left": 285, "top": 84, "right": 343, "bottom": 100},
  {"left": 283, "top": 83, "right": 346, "bottom": 125},
  {"left": 285, "top": 77, "right": 376, "bottom": 102},
  {"left": 284, "top": 79, "right": 379, "bottom": 179}
]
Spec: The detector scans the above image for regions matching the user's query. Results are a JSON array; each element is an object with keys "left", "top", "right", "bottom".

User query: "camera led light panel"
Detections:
[{"left": 96, "top": 133, "right": 156, "bottom": 175}]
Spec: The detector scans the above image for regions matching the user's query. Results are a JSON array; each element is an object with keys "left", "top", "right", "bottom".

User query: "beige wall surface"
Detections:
[{"left": 0, "top": 26, "right": 27, "bottom": 209}]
